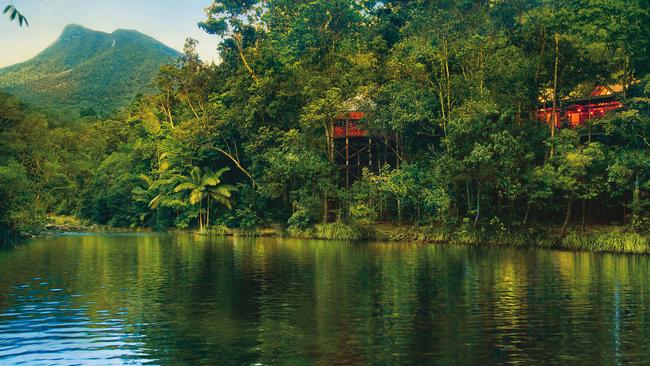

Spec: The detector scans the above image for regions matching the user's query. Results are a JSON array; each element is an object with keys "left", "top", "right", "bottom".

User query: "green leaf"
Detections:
[
  {"left": 214, "top": 167, "right": 230, "bottom": 178},
  {"left": 212, "top": 195, "right": 232, "bottom": 210},
  {"left": 173, "top": 182, "right": 196, "bottom": 193},
  {"left": 149, "top": 195, "right": 162, "bottom": 209},
  {"left": 214, "top": 185, "right": 235, "bottom": 197},
  {"left": 203, "top": 177, "right": 218, "bottom": 186},
  {"left": 138, "top": 174, "right": 154, "bottom": 187},
  {"left": 189, "top": 189, "right": 204, "bottom": 205}
]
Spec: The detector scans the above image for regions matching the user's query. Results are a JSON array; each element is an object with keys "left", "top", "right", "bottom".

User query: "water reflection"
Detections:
[{"left": 1, "top": 234, "right": 649, "bottom": 365}]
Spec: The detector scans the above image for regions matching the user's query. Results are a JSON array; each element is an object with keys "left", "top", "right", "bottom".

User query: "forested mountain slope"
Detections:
[{"left": 0, "top": 24, "right": 181, "bottom": 114}]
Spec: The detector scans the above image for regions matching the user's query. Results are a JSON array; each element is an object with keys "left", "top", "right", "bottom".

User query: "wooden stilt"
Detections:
[
  {"left": 345, "top": 118, "right": 350, "bottom": 190},
  {"left": 369, "top": 137, "right": 373, "bottom": 172}
]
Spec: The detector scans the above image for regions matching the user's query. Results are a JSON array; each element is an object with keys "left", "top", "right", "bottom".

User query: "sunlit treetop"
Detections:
[{"left": 199, "top": 0, "right": 264, "bottom": 36}]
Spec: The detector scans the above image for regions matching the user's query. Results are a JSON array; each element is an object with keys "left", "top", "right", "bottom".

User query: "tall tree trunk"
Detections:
[
  {"left": 581, "top": 199, "right": 586, "bottom": 232},
  {"left": 522, "top": 202, "right": 531, "bottom": 226},
  {"left": 466, "top": 181, "right": 472, "bottom": 215},
  {"left": 198, "top": 201, "right": 204, "bottom": 231},
  {"left": 474, "top": 182, "right": 481, "bottom": 228},
  {"left": 444, "top": 41, "right": 452, "bottom": 122},
  {"left": 437, "top": 82, "right": 448, "bottom": 139},
  {"left": 550, "top": 33, "right": 560, "bottom": 157},
  {"left": 215, "top": 147, "right": 257, "bottom": 188},
  {"left": 632, "top": 173, "right": 641, "bottom": 228},
  {"left": 197, "top": 206, "right": 202, "bottom": 231},
  {"left": 207, "top": 196, "right": 211, "bottom": 230},
  {"left": 560, "top": 200, "right": 572, "bottom": 237},
  {"left": 535, "top": 27, "right": 547, "bottom": 83},
  {"left": 397, "top": 198, "right": 402, "bottom": 225},
  {"left": 233, "top": 33, "right": 259, "bottom": 83},
  {"left": 283, "top": 186, "right": 289, "bottom": 206},
  {"left": 623, "top": 56, "right": 631, "bottom": 99},
  {"left": 326, "top": 120, "right": 335, "bottom": 164},
  {"left": 321, "top": 119, "right": 335, "bottom": 225}
]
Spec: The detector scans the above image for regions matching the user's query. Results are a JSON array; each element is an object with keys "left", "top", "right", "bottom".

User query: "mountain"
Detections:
[{"left": 0, "top": 24, "right": 181, "bottom": 115}]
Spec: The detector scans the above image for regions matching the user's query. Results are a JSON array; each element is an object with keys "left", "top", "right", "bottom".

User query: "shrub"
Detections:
[
  {"left": 207, "top": 224, "right": 229, "bottom": 236},
  {"left": 314, "top": 223, "right": 376, "bottom": 240},
  {"left": 287, "top": 209, "right": 312, "bottom": 230},
  {"left": 350, "top": 203, "right": 377, "bottom": 225},
  {"left": 287, "top": 222, "right": 376, "bottom": 241}
]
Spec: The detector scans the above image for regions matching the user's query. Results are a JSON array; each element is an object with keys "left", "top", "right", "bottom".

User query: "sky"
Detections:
[{"left": 0, "top": 0, "right": 221, "bottom": 67}]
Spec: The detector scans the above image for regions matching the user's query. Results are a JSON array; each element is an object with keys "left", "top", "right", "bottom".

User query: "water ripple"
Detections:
[{"left": 0, "top": 235, "right": 649, "bottom": 365}]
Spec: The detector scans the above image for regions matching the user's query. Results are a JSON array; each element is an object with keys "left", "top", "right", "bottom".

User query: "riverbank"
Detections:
[
  {"left": 13, "top": 216, "right": 649, "bottom": 256},
  {"left": 204, "top": 222, "right": 650, "bottom": 255},
  {"left": 15, "top": 216, "right": 152, "bottom": 240},
  {"left": 375, "top": 224, "right": 650, "bottom": 255}
]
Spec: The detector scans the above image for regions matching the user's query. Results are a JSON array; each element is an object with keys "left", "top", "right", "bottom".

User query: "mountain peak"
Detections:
[
  {"left": 111, "top": 28, "right": 141, "bottom": 35},
  {"left": 0, "top": 25, "right": 181, "bottom": 115},
  {"left": 110, "top": 28, "right": 155, "bottom": 43},
  {"left": 63, "top": 23, "right": 90, "bottom": 32},
  {"left": 60, "top": 23, "right": 96, "bottom": 37},
  {"left": 59, "top": 25, "right": 154, "bottom": 43}
]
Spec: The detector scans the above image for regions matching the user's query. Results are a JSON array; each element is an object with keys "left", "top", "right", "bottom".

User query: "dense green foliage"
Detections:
[
  {"left": 3, "top": 1, "right": 650, "bottom": 250},
  {"left": 0, "top": 24, "right": 180, "bottom": 116},
  {"left": 0, "top": 92, "right": 101, "bottom": 239}
]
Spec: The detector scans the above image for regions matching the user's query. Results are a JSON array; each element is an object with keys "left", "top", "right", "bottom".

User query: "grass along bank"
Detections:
[
  {"left": 35, "top": 216, "right": 650, "bottom": 255},
  {"left": 374, "top": 224, "right": 650, "bottom": 255},
  {"left": 202, "top": 222, "right": 650, "bottom": 255}
]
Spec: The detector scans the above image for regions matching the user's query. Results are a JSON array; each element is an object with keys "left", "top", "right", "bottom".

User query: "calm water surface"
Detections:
[{"left": 0, "top": 233, "right": 649, "bottom": 365}]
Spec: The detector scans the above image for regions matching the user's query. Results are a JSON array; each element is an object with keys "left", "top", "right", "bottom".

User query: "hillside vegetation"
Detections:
[{"left": 0, "top": 24, "right": 180, "bottom": 115}]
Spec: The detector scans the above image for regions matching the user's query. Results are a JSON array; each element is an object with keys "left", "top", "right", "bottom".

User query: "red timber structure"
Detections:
[
  {"left": 334, "top": 111, "right": 400, "bottom": 189},
  {"left": 537, "top": 85, "right": 623, "bottom": 128}
]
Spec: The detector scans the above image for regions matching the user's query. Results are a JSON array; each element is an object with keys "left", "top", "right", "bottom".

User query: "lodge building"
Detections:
[
  {"left": 333, "top": 111, "right": 400, "bottom": 189},
  {"left": 334, "top": 85, "right": 623, "bottom": 188},
  {"left": 537, "top": 85, "right": 623, "bottom": 128}
]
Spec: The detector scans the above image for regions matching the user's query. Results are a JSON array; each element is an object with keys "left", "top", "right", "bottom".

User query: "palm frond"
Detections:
[
  {"left": 189, "top": 189, "right": 204, "bottom": 205},
  {"left": 149, "top": 194, "right": 162, "bottom": 209},
  {"left": 174, "top": 182, "right": 196, "bottom": 193},
  {"left": 213, "top": 185, "right": 235, "bottom": 198},
  {"left": 190, "top": 167, "right": 202, "bottom": 184},
  {"left": 214, "top": 167, "right": 230, "bottom": 178},
  {"left": 203, "top": 176, "right": 218, "bottom": 186},
  {"left": 139, "top": 174, "right": 154, "bottom": 187},
  {"left": 132, "top": 187, "right": 148, "bottom": 201},
  {"left": 212, "top": 194, "right": 232, "bottom": 210},
  {"left": 162, "top": 199, "right": 187, "bottom": 208}
]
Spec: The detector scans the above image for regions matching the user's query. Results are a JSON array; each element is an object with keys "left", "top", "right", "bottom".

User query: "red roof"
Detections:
[
  {"left": 538, "top": 90, "right": 622, "bottom": 127},
  {"left": 334, "top": 112, "right": 367, "bottom": 138}
]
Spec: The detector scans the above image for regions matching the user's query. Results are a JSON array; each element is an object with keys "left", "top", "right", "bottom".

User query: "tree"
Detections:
[
  {"left": 598, "top": 108, "right": 650, "bottom": 230},
  {"left": 0, "top": 160, "right": 36, "bottom": 240},
  {"left": 174, "top": 166, "right": 234, "bottom": 231}
]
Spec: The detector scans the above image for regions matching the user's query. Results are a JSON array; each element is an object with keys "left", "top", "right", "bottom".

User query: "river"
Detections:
[{"left": 0, "top": 233, "right": 648, "bottom": 365}]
